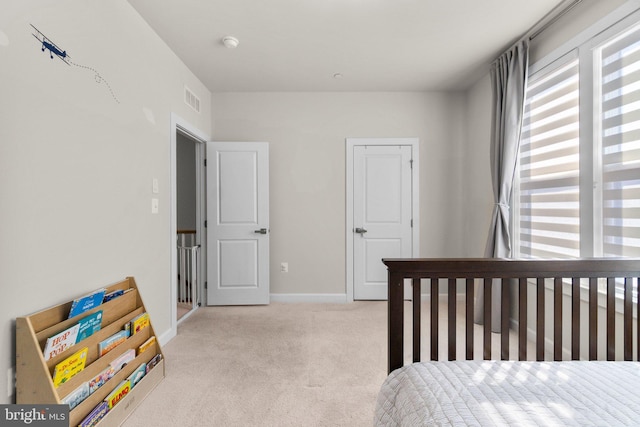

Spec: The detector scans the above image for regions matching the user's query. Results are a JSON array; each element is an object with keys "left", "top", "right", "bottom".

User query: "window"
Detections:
[
  {"left": 516, "top": 10, "right": 640, "bottom": 262},
  {"left": 596, "top": 23, "right": 640, "bottom": 258},
  {"left": 519, "top": 59, "right": 580, "bottom": 258}
]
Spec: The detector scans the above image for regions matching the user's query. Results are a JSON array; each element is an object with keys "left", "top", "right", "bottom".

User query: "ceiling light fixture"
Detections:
[
  {"left": 333, "top": 73, "right": 343, "bottom": 79},
  {"left": 222, "top": 36, "right": 239, "bottom": 49}
]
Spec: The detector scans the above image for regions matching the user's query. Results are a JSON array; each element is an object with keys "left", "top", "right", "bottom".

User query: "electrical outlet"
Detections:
[
  {"left": 7, "top": 367, "right": 14, "bottom": 398},
  {"left": 280, "top": 262, "right": 289, "bottom": 273},
  {"left": 151, "top": 198, "right": 159, "bottom": 214}
]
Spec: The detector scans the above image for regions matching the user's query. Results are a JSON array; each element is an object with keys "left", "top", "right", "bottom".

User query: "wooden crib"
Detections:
[{"left": 375, "top": 258, "right": 640, "bottom": 426}]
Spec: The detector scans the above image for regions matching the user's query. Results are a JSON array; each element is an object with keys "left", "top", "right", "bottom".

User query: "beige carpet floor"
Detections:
[{"left": 121, "top": 302, "right": 389, "bottom": 427}]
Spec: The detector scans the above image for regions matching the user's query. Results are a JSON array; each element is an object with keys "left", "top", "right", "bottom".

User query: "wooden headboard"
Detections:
[{"left": 383, "top": 258, "right": 640, "bottom": 373}]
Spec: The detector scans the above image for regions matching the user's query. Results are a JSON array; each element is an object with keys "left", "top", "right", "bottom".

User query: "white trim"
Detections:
[
  {"left": 170, "top": 113, "right": 209, "bottom": 342},
  {"left": 270, "top": 293, "right": 348, "bottom": 304},
  {"left": 345, "top": 137, "right": 420, "bottom": 302},
  {"left": 157, "top": 327, "right": 176, "bottom": 348},
  {"left": 530, "top": 0, "right": 640, "bottom": 74}
]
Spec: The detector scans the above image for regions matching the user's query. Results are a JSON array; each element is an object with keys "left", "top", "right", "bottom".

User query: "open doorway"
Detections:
[
  {"left": 176, "top": 130, "right": 202, "bottom": 321},
  {"left": 171, "top": 114, "right": 208, "bottom": 331}
]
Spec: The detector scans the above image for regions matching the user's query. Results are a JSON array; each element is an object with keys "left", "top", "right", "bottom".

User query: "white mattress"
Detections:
[{"left": 374, "top": 360, "right": 640, "bottom": 426}]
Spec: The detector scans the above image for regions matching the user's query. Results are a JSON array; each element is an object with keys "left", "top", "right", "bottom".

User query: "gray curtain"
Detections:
[{"left": 475, "top": 39, "right": 529, "bottom": 331}]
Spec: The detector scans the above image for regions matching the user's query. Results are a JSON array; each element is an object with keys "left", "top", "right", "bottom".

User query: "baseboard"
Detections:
[
  {"left": 157, "top": 327, "right": 176, "bottom": 347},
  {"left": 270, "top": 293, "right": 348, "bottom": 304}
]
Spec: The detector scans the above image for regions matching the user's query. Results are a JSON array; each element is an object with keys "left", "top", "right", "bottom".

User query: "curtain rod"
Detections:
[{"left": 528, "top": 0, "right": 583, "bottom": 40}]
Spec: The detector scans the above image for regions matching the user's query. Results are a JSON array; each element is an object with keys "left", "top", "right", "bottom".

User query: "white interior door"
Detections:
[
  {"left": 206, "top": 142, "right": 269, "bottom": 305},
  {"left": 353, "top": 145, "right": 413, "bottom": 300}
]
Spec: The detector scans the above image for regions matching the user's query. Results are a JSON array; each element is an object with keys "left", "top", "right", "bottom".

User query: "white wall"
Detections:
[
  {"left": 211, "top": 92, "right": 467, "bottom": 296},
  {"left": 0, "top": 0, "right": 211, "bottom": 403},
  {"left": 462, "top": 74, "right": 494, "bottom": 257}
]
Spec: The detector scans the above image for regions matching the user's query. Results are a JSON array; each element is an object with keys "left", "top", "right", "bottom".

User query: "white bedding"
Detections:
[{"left": 374, "top": 361, "right": 640, "bottom": 426}]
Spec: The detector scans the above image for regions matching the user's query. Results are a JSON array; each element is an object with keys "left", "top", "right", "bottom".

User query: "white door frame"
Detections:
[
  {"left": 346, "top": 138, "right": 420, "bottom": 302},
  {"left": 170, "top": 113, "right": 210, "bottom": 340}
]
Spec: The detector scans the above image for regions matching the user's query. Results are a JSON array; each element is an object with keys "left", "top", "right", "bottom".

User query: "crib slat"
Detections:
[
  {"left": 589, "top": 278, "right": 598, "bottom": 360},
  {"left": 537, "top": 278, "right": 545, "bottom": 361},
  {"left": 466, "top": 278, "right": 474, "bottom": 360},
  {"left": 624, "top": 278, "right": 632, "bottom": 361},
  {"left": 607, "top": 277, "right": 615, "bottom": 361},
  {"left": 637, "top": 278, "right": 640, "bottom": 362},
  {"left": 572, "top": 277, "right": 580, "bottom": 360},
  {"left": 413, "top": 278, "right": 421, "bottom": 363},
  {"left": 482, "top": 277, "right": 492, "bottom": 360},
  {"left": 448, "top": 278, "right": 456, "bottom": 361},
  {"left": 484, "top": 278, "right": 491, "bottom": 360},
  {"left": 388, "top": 270, "right": 404, "bottom": 373},
  {"left": 431, "top": 278, "right": 438, "bottom": 361},
  {"left": 501, "top": 278, "right": 509, "bottom": 360},
  {"left": 519, "top": 277, "right": 527, "bottom": 361},
  {"left": 554, "top": 278, "right": 562, "bottom": 361}
]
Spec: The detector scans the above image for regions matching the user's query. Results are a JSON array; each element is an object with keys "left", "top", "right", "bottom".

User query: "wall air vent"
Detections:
[{"left": 184, "top": 86, "right": 201, "bottom": 113}]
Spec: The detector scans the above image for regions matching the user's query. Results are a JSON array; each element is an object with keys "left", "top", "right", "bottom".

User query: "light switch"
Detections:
[
  {"left": 151, "top": 198, "right": 159, "bottom": 214},
  {"left": 152, "top": 178, "right": 159, "bottom": 194}
]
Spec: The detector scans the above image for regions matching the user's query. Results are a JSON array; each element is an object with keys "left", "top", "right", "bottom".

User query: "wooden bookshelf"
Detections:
[{"left": 16, "top": 277, "right": 165, "bottom": 427}]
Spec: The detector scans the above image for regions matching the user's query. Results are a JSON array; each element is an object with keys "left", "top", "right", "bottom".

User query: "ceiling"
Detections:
[{"left": 128, "top": 0, "right": 565, "bottom": 92}]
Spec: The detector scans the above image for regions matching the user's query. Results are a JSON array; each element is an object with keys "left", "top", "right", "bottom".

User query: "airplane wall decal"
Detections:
[{"left": 31, "top": 24, "right": 70, "bottom": 65}]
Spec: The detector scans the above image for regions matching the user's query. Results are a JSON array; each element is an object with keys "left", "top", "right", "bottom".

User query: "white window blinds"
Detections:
[
  {"left": 519, "top": 59, "right": 580, "bottom": 258},
  {"left": 597, "top": 24, "right": 640, "bottom": 258}
]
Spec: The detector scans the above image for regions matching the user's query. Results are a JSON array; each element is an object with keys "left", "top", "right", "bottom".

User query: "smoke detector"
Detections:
[{"left": 222, "top": 36, "right": 239, "bottom": 49}]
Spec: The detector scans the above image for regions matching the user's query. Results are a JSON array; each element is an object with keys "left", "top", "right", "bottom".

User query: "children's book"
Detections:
[
  {"left": 127, "top": 363, "right": 147, "bottom": 389},
  {"left": 68, "top": 288, "right": 106, "bottom": 318},
  {"left": 76, "top": 311, "right": 103, "bottom": 343},
  {"left": 102, "top": 289, "right": 124, "bottom": 303},
  {"left": 130, "top": 312, "right": 150, "bottom": 334},
  {"left": 52, "top": 347, "right": 88, "bottom": 387},
  {"left": 137, "top": 336, "right": 156, "bottom": 355},
  {"left": 105, "top": 379, "right": 130, "bottom": 409},
  {"left": 98, "top": 329, "right": 130, "bottom": 356},
  {"left": 88, "top": 365, "right": 114, "bottom": 394},
  {"left": 61, "top": 381, "right": 90, "bottom": 410},
  {"left": 79, "top": 401, "right": 108, "bottom": 427},
  {"left": 146, "top": 353, "right": 163, "bottom": 373},
  {"left": 43, "top": 323, "right": 80, "bottom": 361},
  {"left": 110, "top": 348, "right": 136, "bottom": 374}
]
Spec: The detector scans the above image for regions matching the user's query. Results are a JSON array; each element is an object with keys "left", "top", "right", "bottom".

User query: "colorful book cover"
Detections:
[
  {"left": 137, "top": 336, "right": 156, "bottom": 355},
  {"left": 42, "top": 323, "right": 80, "bottom": 361},
  {"left": 102, "top": 289, "right": 124, "bottom": 303},
  {"left": 76, "top": 311, "right": 103, "bottom": 343},
  {"left": 88, "top": 365, "right": 114, "bottom": 394},
  {"left": 110, "top": 348, "right": 136, "bottom": 374},
  {"left": 68, "top": 288, "right": 106, "bottom": 319},
  {"left": 61, "top": 381, "right": 89, "bottom": 410},
  {"left": 79, "top": 401, "right": 108, "bottom": 427},
  {"left": 127, "top": 363, "right": 147, "bottom": 389},
  {"left": 146, "top": 353, "right": 163, "bottom": 373},
  {"left": 52, "top": 347, "right": 88, "bottom": 387},
  {"left": 130, "top": 312, "right": 150, "bottom": 334},
  {"left": 105, "top": 379, "right": 130, "bottom": 409},
  {"left": 98, "top": 329, "right": 130, "bottom": 356}
]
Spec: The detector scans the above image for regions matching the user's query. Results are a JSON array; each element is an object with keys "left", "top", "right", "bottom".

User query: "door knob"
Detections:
[
  {"left": 254, "top": 228, "right": 268, "bottom": 234},
  {"left": 354, "top": 227, "right": 368, "bottom": 234}
]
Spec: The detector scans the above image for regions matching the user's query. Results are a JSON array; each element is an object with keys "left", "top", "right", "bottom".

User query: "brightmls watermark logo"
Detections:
[{"left": 0, "top": 405, "right": 67, "bottom": 427}]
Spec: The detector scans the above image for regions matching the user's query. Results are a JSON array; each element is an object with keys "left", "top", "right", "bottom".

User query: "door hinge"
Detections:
[
  {"left": 204, "top": 158, "right": 207, "bottom": 167},
  {"left": 204, "top": 220, "right": 207, "bottom": 228},
  {"left": 204, "top": 281, "right": 208, "bottom": 289},
  {"left": 411, "top": 219, "right": 413, "bottom": 228},
  {"left": 410, "top": 159, "right": 413, "bottom": 169}
]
